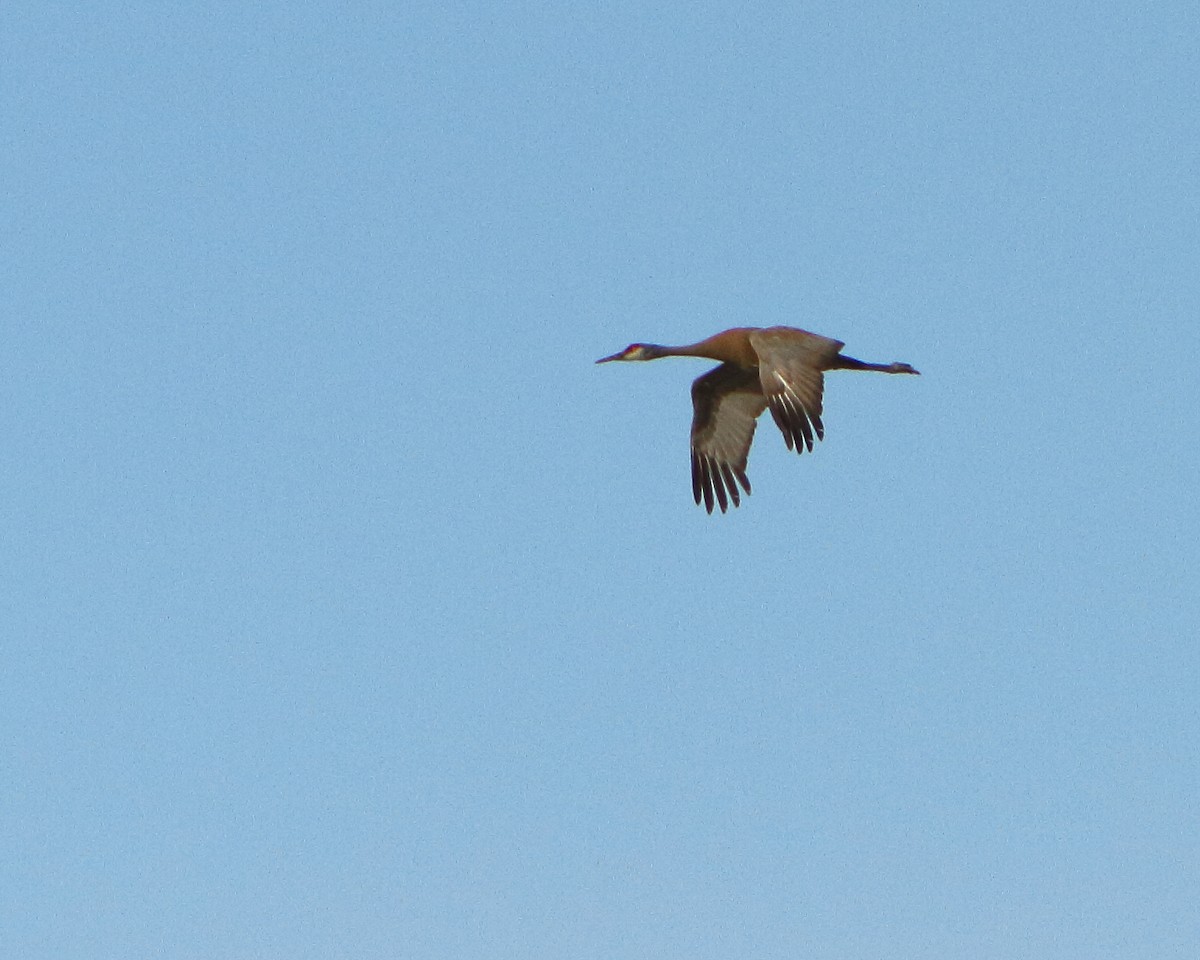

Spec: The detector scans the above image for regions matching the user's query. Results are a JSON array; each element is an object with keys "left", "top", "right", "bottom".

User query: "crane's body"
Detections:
[{"left": 596, "top": 325, "right": 919, "bottom": 513}]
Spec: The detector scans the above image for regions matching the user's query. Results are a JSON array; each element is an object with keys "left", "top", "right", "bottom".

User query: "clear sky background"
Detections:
[{"left": 4, "top": 2, "right": 1198, "bottom": 958}]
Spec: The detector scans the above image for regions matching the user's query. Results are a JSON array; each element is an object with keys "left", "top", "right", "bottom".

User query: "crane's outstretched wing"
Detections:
[
  {"left": 749, "top": 326, "right": 844, "bottom": 454},
  {"left": 690, "top": 364, "right": 767, "bottom": 514}
]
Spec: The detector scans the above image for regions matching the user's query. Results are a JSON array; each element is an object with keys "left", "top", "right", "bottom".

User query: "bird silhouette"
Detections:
[{"left": 597, "top": 326, "right": 919, "bottom": 513}]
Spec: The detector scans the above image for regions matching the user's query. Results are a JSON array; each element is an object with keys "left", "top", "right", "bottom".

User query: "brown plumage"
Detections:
[{"left": 596, "top": 326, "right": 920, "bottom": 513}]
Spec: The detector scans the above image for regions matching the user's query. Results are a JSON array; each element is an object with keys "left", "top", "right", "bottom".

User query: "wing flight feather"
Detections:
[{"left": 689, "top": 364, "right": 766, "bottom": 514}]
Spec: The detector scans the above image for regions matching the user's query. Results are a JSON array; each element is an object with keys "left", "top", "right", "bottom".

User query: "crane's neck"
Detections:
[{"left": 650, "top": 330, "right": 760, "bottom": 367}]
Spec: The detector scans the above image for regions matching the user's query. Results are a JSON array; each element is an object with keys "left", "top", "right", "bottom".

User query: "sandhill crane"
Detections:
[{"left": 597, "top": 326, "right": 919, "bottom": 513}]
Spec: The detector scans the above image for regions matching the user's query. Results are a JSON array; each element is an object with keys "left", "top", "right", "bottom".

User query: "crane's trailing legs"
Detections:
[{"left": 827, "top": 355, "right": 920, "bottom": 375}]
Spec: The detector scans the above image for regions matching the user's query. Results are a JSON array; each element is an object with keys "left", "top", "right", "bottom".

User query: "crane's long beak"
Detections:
[{"left": 595, "top": 351, "right": 623, "bottom": 364}]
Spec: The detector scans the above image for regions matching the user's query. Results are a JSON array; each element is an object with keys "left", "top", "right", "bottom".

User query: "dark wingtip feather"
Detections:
[
  {"left": 768, "top": 402, "right": 795, "bottom": 451},
  {"left": 711, "top": 459, "right": 729, "bottom": 513},
  {"left": 719, "top": 463, "right": 741, "bottom": 508}
]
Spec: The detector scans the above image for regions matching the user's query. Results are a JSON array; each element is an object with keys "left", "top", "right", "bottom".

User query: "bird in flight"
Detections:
[{"left": 597, "top": 326, "right": 919, "bottom": 513}]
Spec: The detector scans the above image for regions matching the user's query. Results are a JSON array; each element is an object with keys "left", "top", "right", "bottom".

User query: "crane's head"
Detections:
[
  {"left": 888, "top": 362, "right": 920, "bottom": 375},
  {"left": 596, "top": 343, "right": 662, "bottom": 363}
]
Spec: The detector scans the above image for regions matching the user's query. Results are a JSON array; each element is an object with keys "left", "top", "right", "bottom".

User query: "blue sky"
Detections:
[{"left": 3, "top": 2, "right": 1198, "bottom": 957}]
